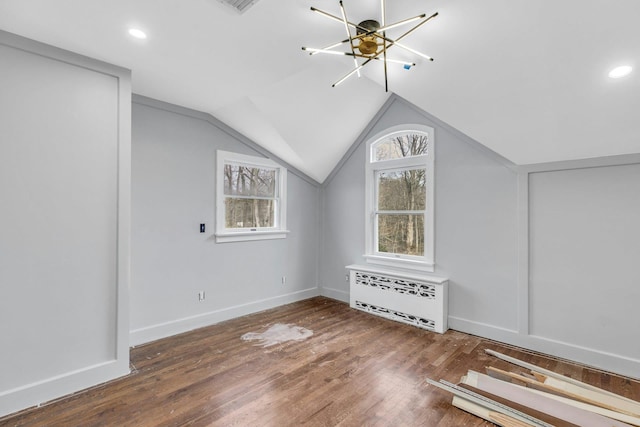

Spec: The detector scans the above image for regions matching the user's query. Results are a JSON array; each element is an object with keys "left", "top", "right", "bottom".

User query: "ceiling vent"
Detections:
[{"left": 217, "top": 0, "right": 260, "bottom": 13}]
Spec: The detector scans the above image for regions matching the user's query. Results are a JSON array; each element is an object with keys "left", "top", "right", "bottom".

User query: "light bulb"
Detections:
[
  {"left": 608, "top": 65, "right": 632, "bottom": 79},
  {"left": 128, "top": 28, "right": 147, "bottom": 40}
]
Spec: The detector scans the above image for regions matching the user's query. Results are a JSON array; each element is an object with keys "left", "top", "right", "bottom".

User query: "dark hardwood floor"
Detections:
[{"left": 2, "top": 297, "right": 638, "bottom": 426}]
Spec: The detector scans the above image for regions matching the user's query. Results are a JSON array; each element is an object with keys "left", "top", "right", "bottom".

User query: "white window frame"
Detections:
[
  {"left": 364, "top": 125, "right": 435, "bottom": 272},
  {"left": 215, "top": 150, "right": 288, "bottom": 243}
]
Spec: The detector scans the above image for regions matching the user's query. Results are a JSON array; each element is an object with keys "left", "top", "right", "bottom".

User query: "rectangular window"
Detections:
[
  {"left": 216, "top": 151, "right": 287, "bottom": 243},
  {"left": 375, "top": 168, "right": 426, "bottom": 256},
  {"left": 223, "top": 164, "right": 277, "bottom": 228}
]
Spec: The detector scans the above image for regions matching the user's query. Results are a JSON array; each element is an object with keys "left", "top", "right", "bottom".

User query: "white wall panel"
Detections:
[
  {"left": 0, "top": 31, "right": 130, "bottom": 417},
  {"left": 529, "top": 165, "right": 640, "bottom": 360}
]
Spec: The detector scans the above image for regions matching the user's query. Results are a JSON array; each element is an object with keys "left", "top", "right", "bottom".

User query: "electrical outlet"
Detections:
[
  {"left": 200, "top": 223, "right": 205, "bottom": 233},
  {"left": 281, "top": 276, "right": 286, "bottom": 285},
  {"left": 345, "top": 274, "right": 349, "bottom": 282},
  {"left": 198, "top": 291, "right": 205, "bottom": 301}
]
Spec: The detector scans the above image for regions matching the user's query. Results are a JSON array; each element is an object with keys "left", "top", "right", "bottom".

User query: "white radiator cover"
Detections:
[{"left": 347, "top": 265, "right": 449, "bottom": 333}]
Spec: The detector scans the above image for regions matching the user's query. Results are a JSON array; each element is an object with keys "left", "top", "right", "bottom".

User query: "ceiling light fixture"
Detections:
[
  {"left": 302, "top": 0, "right": 437, "bottom": 92},
  {"left": 128, "top": 28, "right": 147, "bottom": 40},
  {"left": 608, "top": 65, "right": 632, "bottom": 79}
]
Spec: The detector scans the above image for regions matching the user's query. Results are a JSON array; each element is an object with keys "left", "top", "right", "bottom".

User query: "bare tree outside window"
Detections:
[
  {"left": 223, "top": 164, "right": 277, "bottom": 228},
  {"left": 216, "top": 150, "right": 288, "bottom": 243},
  {"left": 373, "top": 133, "right": 429, "bottom": 161},
  {"left": 374, "top": 134, "right": 429, "bottom": 256}
]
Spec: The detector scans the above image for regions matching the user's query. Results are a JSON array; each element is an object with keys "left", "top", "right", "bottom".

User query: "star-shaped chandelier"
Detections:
[{"left": 302, "top": 1, "right": 438, "bottom": 92}]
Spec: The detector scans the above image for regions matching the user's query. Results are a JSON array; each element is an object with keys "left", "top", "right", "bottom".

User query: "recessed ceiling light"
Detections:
[
  {"left": 128, "top": 28, "right": 147, "bottom": 40},
  {"left": 608, "top": 65, "right": 632, "bottom": 79}
]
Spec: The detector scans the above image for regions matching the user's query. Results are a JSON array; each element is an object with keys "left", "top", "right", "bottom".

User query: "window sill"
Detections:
[
  {"left": 363, "top": 254, "right": 435, "bottom": 273},
  {"left": 215, "top": 229, "right": 289, "bottom": 243}
]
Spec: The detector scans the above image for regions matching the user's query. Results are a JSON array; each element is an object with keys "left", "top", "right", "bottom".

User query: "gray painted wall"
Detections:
[
  {"left": 130, "top": 97, "right": 320, "bottom": 345},
  {"left": 321, "top": 95, "right": 640, "bottom": 378},
  {"left": 321, "top": 97, "right": 519, "bottom": 333},
  {"left": 0, "top": 31, "right": 131, "bottom": 417},
  {"left": 529, "top": 164, "right": 640, "bottom": 364}
]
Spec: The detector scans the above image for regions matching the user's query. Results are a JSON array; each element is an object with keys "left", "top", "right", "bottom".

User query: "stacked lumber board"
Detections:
[{"left": 428, "top": 349, "right": 640, "bottom": 427}]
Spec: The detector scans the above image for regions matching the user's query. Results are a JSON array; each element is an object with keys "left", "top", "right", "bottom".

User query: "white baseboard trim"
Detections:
[
  {"left": 447, "top": 316, "right": 519, "bottom": 340},
  {"left": 130, "top": 287, "right": 320, "bottom": 346},
  {"left": 0, "top": 359, "right": 130, "bottom": 419},
  {"left": 320, "top": 286, "right": 349, "bottom": 303},
  {"left": 449, "top": 316, "right": 640, "bottom": 380}
]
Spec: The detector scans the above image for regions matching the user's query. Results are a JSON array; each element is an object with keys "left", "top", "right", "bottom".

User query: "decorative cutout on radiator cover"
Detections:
[
  {"left": 355, "top": 272, "right": 436, "bottom": 298},
  {"left": 355, "top": 301, "right": 436, "bottom": 331}
]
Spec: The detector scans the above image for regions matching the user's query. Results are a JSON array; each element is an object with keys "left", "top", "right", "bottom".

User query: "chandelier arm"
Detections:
[
  {"left": 310, "top": 7, "right": 437, "bottom": 48},
  {"left": 311, "top": 7, "right": 437, "bottom": 61},
  {"left": 338, "top": 1, "right": 361, "bottom": 77},
  {"left": 332, "top": 59, "right": 372, "bottom": 87},
  {"left": 388, "top": 12, "right": 438, "bottom": 42},
  {"left": 306, "top": 33, "right": 374, "bottom": 56},
  {"left": 305, "top": 48, "right": 417, "bottom": 66},
  {"left": 310, "top": 7, "right": 377, "bottom": 34},
  {"left": 332, "top": 38, "right": 393, "bottom": 87},
  {"left": 391, "top": 41, "right": 433, "bottom": 61},
  {"left": 302, "top": 47, "right": 348, "bottom": 56},
  {"left": 346, "top": 52, "right": 415, "bottom": 67},
  {"left": 381, "top": 0, "right": 388, "bottom": 92},
  {"left": 383, "top": 51, "right": 388, "bottom": 91},
  {"left": 377, "top": 14, "right": 426, "bottom": 33},
  {"left": 371, "top": 12, "right": 438, "bottom": 61},
  {"left": 308, "top": 40, "right": 347, "bottom": 55}
]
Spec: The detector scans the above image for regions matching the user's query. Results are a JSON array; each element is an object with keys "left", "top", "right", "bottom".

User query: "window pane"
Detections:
[
  {"left": 378, "top": 169, "right": 426, "bottom": 210},
  {"left": 373, "top": 133, "right": 429, "bottom": 161},
  {"left": 223, "top": 164, "right": 276, "bottom": 197},
  {"left": 377, "top": 214, "right": 424, "bottom": 256},
  {"left": 225, "top": 198, "right": 275, "bottom": 228}
]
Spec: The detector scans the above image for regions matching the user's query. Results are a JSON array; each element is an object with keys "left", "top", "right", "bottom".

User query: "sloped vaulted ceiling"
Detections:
[{"left": 1, "top": 0, "right": 639, "bottom": 182}]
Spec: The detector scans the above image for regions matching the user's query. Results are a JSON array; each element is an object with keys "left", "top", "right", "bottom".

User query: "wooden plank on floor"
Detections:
[
  {"left": 486, "top": 349, "right": 640, "bottom": 404},
  {"left": 487, "top": 366, "right": 640, "bottom": 418},
  {"left": 466, "top": 370, "right": 633, "bottom": 427}
]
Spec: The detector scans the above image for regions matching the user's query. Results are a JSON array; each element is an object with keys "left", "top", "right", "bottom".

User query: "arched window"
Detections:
[{"left": 364, "top": 125, "right": 435, "bottom": 272}]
